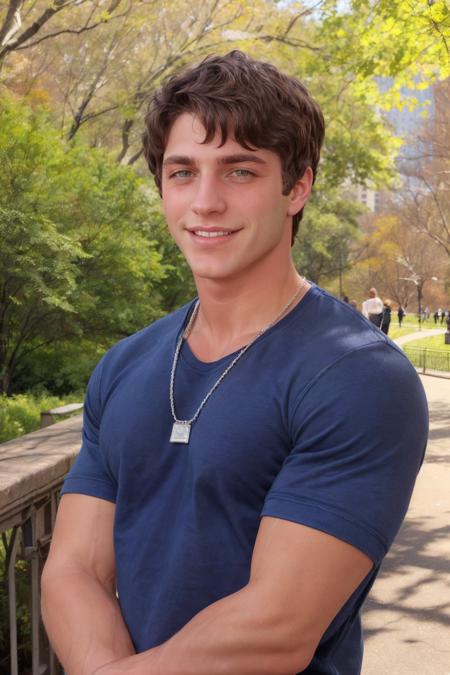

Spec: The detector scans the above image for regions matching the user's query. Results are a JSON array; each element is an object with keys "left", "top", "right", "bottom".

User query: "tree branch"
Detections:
[
  {"left": 421, "top": 175, "right": 450, "bottom": 240},
  {"left": 257, "top": 33, "right": 323, "bottom": 51},
  {"left": 14, "top": 14, "right": 127, "bottom": 51},
  {"left": 0, "top": 0, "right": 73, "bottom": 61},
  {"left": 67, "top": 34, "right": 120, "bottom": 140},
  {"left": 127, "top": 147, "right": 143, "bottom": 165},
  {"left": 429, "top": 14, "right": 449, "bottom": 55},
  {"left": 0, "top": 0, "right": 23, "bottom": 47}
]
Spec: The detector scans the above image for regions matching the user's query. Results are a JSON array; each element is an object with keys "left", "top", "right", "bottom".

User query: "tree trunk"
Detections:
[{"left": 0, "top": 369, "right": 11, "bottom": 395}]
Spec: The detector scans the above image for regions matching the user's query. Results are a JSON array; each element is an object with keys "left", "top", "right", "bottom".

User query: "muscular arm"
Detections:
[
  {"left": 41, "top": 494, "right": 135, "bottom": 675},
  {"left": 96, "top": 516, "right": 372, "bottom": 675}
]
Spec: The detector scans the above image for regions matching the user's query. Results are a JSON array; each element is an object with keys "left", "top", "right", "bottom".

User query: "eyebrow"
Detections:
[{"left": 162, "top": 153, "right": 267, "bottom": 167}]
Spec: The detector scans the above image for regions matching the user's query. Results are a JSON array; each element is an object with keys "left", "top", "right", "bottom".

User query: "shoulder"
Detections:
[
  {"left": 87, "top": 300, "right": 194, "bottom": 399},
  {"left": 268, "top": 291, "right": 428, "bottom": 563},
  {"left": 288, "top": 285, "right": 426, "bottom": 415},
  {"left": 291, "top": 285, "right": 391, "bottom": 364},
  {"left": 108, "top": 301, "right": 191, "bottom": 360}
]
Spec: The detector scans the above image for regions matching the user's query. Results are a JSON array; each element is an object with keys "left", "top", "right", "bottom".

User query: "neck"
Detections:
[{"left": 188, "top": 262, "right": 309, "bottom": 361}]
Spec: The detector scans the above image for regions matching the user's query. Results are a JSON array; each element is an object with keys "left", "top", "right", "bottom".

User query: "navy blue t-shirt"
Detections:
[{"left": 62, "top": 285, "right": 428, "bottom": 673}]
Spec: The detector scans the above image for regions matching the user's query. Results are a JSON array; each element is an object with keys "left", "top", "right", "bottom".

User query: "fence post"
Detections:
[{"left": 7, "top": 527, "right": 20, "bottom": 675}]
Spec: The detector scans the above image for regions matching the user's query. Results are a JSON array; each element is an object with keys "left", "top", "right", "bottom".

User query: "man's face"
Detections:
[{"left": 161, "top": 113, "right": 310, "bottom": 285}]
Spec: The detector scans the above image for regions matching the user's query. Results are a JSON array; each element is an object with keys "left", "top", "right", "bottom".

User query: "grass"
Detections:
[
  {"left": 388, "top": 315, "right": 447, "bottom": 341},
  {"left": 403, "top": 334, "right": 450, "bottom": 350},
  {"left": 387, "top": 316, "right": 422, "bottom": 340},
  {"left": 388, "top": 324, "right": 420, "bottom": 340},
  {"left": 403, "top": 334, "right": 450, "bottom": 372},
  {"left": 385, "top": 317, "right": 449, "bottom": 371},
  {"left": 0, "top": 390, "right": 83, "bottom": 444},
  {"left": 404, "top": 348, "right": 450, "bottom": 373}
]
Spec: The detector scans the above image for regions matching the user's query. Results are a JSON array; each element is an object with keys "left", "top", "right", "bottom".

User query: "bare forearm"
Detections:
[
  {"left": 41, "top": 565, "right": 135, "bottom": 675},
  {"left": 95, "top": 584, "right": 307, "bottom": 675},
  {"left": 160, "top": 589, "right": 300, "bottom": 673}
]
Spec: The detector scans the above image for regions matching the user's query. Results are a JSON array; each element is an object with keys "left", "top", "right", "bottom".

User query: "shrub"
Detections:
[{"left": 0, "top": 391, "right": 83, "bottom": 443}]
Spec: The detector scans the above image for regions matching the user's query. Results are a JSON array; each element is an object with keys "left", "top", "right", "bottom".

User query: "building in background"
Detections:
[{"left": 347, "top": 79, "right": 434, "bottom": 213}]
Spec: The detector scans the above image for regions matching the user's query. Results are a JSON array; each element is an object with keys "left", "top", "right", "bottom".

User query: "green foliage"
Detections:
[
  {"left": 0, "top": 94, "right": 169, "bottom": 394},
  {"left": 319, "top": 0, "right": 450, "bottom": 85},
  {"left": 144, "top": 191, "right": 197, "bottom": 312},
  {"left": 0, "top": 391, "right": 82, "bottom": 443},
  {"left": 293, "top": 191, "right": 364, "bottom": 284},
  {"left": 16, "top": 340, "right": 105, "bottom": 395},
  {"left": 0, "top": 97, "right": 86, "bottom": 320},
  {"left": 54, "top": 142, "right": 167, "bottom": 335},
  {"left": 266, "top": 40, "right": 399, "bottom": 192},
  {"left": 1, "top": 1, "right": 448, "bottom": 396}
]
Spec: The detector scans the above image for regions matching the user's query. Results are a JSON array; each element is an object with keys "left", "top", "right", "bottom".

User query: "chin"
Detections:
[
  {"left": 186, "top": 257, "right": 235, "bottom": 281},
  {"left": 193, "top": 268, "right": 234, "bottom": 282}
]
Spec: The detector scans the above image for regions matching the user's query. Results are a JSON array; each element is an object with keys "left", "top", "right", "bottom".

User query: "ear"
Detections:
[{"left": 286, "top": 167, "right": 313, "bottom": 216}]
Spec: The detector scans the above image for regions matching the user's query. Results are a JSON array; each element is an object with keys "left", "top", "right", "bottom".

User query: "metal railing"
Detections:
[
  {"left": 403, "top": 346, "right": 450, "bottom": 375},
  {"left": 0, "top": 416, "right": 82, "bottom": 675}
]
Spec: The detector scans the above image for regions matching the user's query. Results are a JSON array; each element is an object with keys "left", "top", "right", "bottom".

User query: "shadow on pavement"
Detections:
[
  {"left": 363, "top": 517, "right": 450, "bottom": 640},
  {"left": 423, "top": 400, "right": 450, "bottom": 455},
  {"left": 428, "top": 400, "right": 450, "bottom": 424}
]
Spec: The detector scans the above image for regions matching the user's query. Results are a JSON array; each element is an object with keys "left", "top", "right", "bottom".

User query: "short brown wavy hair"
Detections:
[{"left": 143, "top": 51, "right": 325, "bottom": 242}]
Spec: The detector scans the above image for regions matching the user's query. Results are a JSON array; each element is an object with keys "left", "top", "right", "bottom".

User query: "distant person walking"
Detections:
[
  {"left": 398, "top": 305, "right": 405, "bottom": 328},
  {"left": 381, "top": 300, "right": 392, "bottom": 335},
  {"left": 362, "top": 288, "right": 384, "bottom": 328}
]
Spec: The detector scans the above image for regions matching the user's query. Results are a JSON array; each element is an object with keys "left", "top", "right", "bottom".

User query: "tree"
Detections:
[
  {"left": 318, "top": 0, "right": 449, "bottom": 84},
  {"left": 2, "top": 0, "right": 449, "bottom": 374},
  {"left": 5, "top": 0, "right": 449, "bottom": 165},
  {"left": 143, "top": 190, "right": 197, "bottom": 313},
  {"left": 397, "top": 78, "right": 450, "bottom": 256},
  {"left": 244, "top": 1, "right": 449, "bottom": 289},
  {"left": 0, "top": 207, "right": 86, "bottom": 394},
  {"left": 0, "top": 95, "right": 167, "bottom": 394},
  {"left": 344, "top": 212, "right": 448, "bottom": 309},
  {"left": 293, "top": 191, "right": 363, "bottom": 286},
  {"left": 0, "top": 0, "right": 316, "bottom": 157},
  {"left": 0, "top": 0, "right": 128, "bottom": 65}
]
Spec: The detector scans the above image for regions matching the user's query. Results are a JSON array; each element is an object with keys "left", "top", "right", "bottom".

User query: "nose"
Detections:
[{"left": 191, "top": 174, "right": 226, "bottom": 216}]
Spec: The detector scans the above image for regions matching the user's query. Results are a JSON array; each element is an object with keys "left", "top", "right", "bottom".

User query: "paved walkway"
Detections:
[
  {"left": 395, "top": 328, "right": 447, "bottom": 348},
  {"left": 362, "top": 374, "right": 450, "bottom": 675}
]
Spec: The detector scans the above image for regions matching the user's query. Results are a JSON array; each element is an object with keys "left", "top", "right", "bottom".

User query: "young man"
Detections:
[{"left": 41, "top": 52, "right": 428, "bottom": 675}]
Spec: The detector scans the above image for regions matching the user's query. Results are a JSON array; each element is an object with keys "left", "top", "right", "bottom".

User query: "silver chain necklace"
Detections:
[{"left": 169, "top": 278, "right": 305, "bottom": 444}]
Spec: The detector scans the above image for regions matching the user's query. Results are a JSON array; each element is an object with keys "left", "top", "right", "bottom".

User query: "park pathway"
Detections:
[
  {"left": 394, "top": 327, "right": 447, "bottom": 348},
  {"left": 395, "top": 327, "right": 446, "bottom": 347},
  {"left": 362, "top": 374, "right": 450, "bottom": 675}
]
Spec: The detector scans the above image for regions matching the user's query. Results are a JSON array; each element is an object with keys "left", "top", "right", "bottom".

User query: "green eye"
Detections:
[
  {"left": 171, "top": 170, "right": 192, "bottom": 178},
  {"left": 232, "top": 169, "right": 253, "bottom": 177}
]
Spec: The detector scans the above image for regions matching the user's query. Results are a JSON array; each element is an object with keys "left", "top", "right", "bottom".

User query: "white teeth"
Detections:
[{"left": 194, "top": 230, "right": 231, "bottom": 238}]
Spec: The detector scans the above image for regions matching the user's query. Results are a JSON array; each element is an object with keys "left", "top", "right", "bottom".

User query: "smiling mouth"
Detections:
[{"left": 193, "top": 230, "right": 233, "bottom": 238}]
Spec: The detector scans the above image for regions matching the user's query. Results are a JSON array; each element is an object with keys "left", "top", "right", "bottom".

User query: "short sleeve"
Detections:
[
  {"left": 61, "top": 356, "right": 117, "bottom": 502},
  {"left": 261, "top": 343, "right": 428, "bottom": 564}
]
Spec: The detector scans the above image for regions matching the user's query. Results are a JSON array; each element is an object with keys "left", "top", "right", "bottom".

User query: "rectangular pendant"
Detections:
[{"left": 170, "top": 422, "right": 191, "bottom": 444}]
